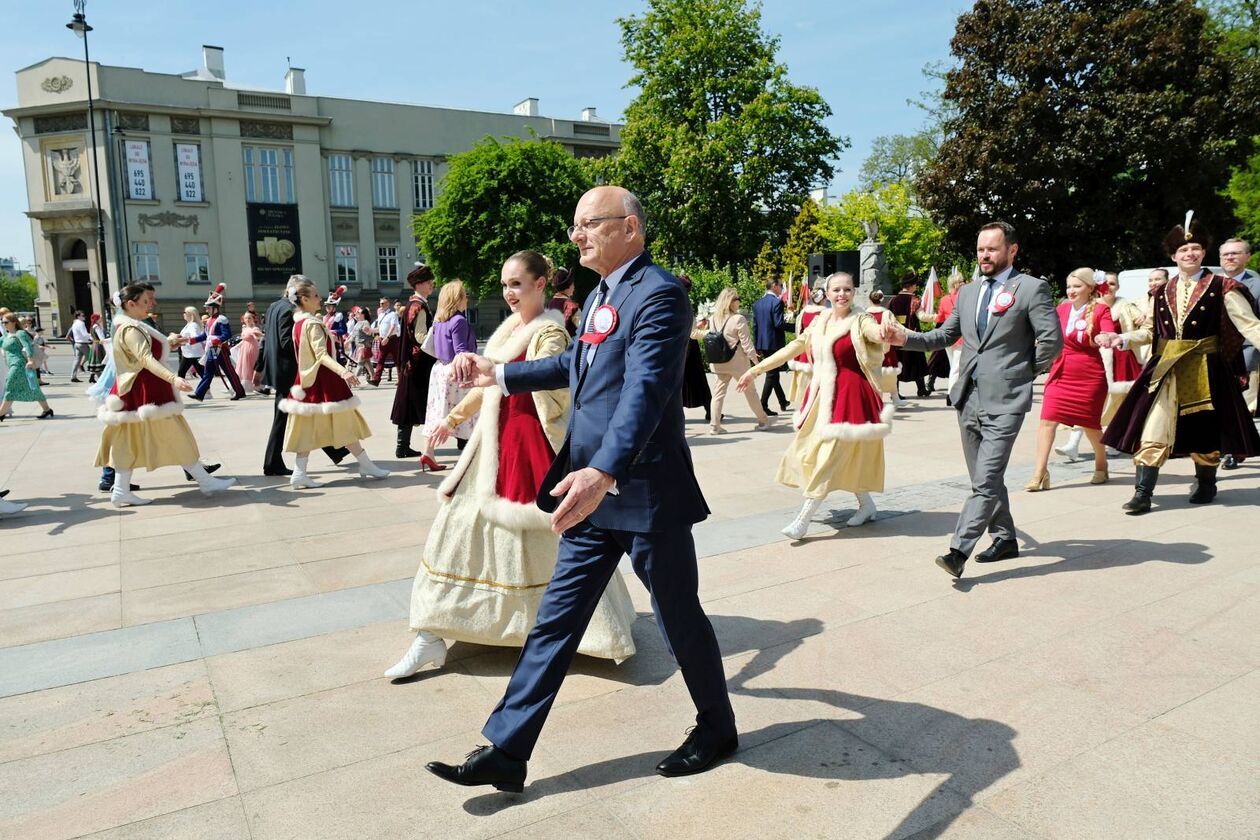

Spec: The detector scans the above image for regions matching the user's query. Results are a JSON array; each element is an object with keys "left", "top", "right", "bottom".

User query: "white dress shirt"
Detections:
[
  {"left": 69, "top": 319, "right": 91, "bottom": 344},
  {"left": 975, "top": 265, "right": 1015, "bottom": 326},
  {"left": 375, "top": 310, "right": 400, "bottom": 339}
]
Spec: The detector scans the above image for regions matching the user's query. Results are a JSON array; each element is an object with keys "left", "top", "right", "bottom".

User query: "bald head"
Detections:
[{"left": 569, "top": 186, "right": 646, "bottom": 277}]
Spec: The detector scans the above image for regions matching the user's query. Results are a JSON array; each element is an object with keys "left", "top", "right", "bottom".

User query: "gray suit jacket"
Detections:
[
  {"left": 903, "top": 271, "right": 1061, "bottom": 414},
  {"left": 1235, "top": 270, "right": 1260, "bottom": 370}
]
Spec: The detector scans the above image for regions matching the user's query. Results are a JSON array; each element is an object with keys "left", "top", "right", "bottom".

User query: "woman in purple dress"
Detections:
[{"left": 419, "top": 280, "right": 478, "bottom": 471}]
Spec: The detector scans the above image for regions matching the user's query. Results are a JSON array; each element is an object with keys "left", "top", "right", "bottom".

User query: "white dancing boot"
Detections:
[
  {"left": 356, "top": 451, "right": 390, "bottom": 479},
  {"left": 0, "top": 498, "right": 28, "bottom": 515},
  {"left": 781, "top": 498, "right": 822, "bottom": 540},
  {"left": 384, "top": 631, "right": 448, "bottom": 678},
  {"left": 184, "top": 463, "right": 236, "bottom": 496},
  {"left": 1055, "top": 428, "right": 1084, "bottom": 461},
  {"left": 289, "top": 456, "right": 320, "bottom": 489},
  {"left": 110, "top": 470, "right": 150, "bottom": 508},
  {"left": 847, "top": 492, "right": 877, "bottom": 527}
]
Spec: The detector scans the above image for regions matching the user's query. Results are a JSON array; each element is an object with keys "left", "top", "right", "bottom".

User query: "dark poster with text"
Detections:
[{"left": 247, "top": 203, "right": 302, "bottom": 283}]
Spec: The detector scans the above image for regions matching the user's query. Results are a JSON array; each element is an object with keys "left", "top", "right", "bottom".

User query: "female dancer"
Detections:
[
  {"left": 386, "top": 251, "right": 636, "bottom": 678},
  {"left": 1026, "top": 267, "right": 1115, "bottom": 490},
  {"left": 0, "top": 489, "right": 25, "bottom": 516},
  {"left": 708, "top": 286, "right": 772, "bottom": 434},
  {"left": 86, "top": 313, "right": 108, "bottom": 383},
  {"left": 233, "top": 312, "right": 263, "bottom": 393},
  {"left": 95, "top": 283, "right": 235, "bottom": 507},
  {"left": 391, "top": 265, "right": 437, "bottom": 458},
  {"left": 864, "top": 290, "right": 905, "bottom": 406},
  {"left": 1099, "top": 276, "right": 1144, "bottom": 424},
  {"left": 419, "top": 280, "right": 478, "bottom": 471},
  {"left": 0, "top": 313, "right": 53, "bottom": 421},
  {"left": 787, "top": 284, "right": 827, "bottom": 406},
  {"left": 176, "top": 308, "right": 204, "bottom": 380},
  {"left": 279, "top": 279, "right": 389, "bottom": 488},
  {"left": 737, "top": 271, "right": 893, "bottom": 539},
  {"left": 679, "top": 274, "right": 713, "bottom": 422},
  {"left": 927, "top": 271, "right": 966, "bottom": 398}
]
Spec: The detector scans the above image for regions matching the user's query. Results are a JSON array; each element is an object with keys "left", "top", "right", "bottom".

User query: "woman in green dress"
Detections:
[{"left": 0, "top": 312, "right": 53, "bottom": 421}]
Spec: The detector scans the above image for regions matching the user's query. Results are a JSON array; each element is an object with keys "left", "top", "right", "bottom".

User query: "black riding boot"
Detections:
[
  {"left": 1187, "top": 463, "right": 1218, "bottom": 504},
  {"left": 396, "top": 425, "right": 421, "bottom": 459},
  {"left": 1122, "top": 465, "right": 1159, "bottom": 515}
]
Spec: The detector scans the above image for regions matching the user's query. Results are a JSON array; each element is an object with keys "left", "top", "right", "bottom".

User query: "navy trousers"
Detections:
[
  {"left": 195, "top": 348, "right": 245, "bottom": 400},
  {"left": 482, "top": 520, "right": 736, "bottom": 761}
]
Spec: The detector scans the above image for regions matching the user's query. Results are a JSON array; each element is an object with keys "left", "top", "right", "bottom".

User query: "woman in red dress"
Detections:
[
  {"left": 864, "top": 290, "right": 904, "bottom": 406},
  {"left": 1027, "top": 267, "right": 1116, "bottom": 490},
  {"left": 927, "top": 271, "right": 966, "bottom": 401}
]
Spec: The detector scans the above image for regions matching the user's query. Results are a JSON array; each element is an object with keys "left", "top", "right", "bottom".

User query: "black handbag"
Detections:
[{"left": 702, "top": 317, "right": 736, "bottom": 363}]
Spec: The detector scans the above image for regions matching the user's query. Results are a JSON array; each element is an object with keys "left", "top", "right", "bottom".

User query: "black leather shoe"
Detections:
[
  {"left": 263, "top": 467, "right": 294, "bottom": 477},
  {"left": 1221, "top": 454, "right": 1238, "bottom": 471},
  {"left": 655, "top": 728, "right": 738, "bottom": 777},
  {"left": 763, "top": 408, "right": 779, "bottom": 417},
  {"left": 935, "top": 548, "right": 967, "bottom": 578},
  {"left": 975, "top": 537, "right": 1019, "bottom": 563},
  {"left": 426, "top": 745, "right": 526, "bottom": 793},
  {"left": 184, "top": 463, "right": 221, "bottom": 482},
  {"left": 328, "top": 447, "right": 350, "bottom": 465}
]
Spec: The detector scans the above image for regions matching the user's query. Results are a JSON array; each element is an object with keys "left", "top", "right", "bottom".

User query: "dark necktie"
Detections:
[
  {"left": 579, "top": 279, "right": 609, "bottom": 376},
  {"left": 976, "top": 277, "right": 997, "bottom": 337}
]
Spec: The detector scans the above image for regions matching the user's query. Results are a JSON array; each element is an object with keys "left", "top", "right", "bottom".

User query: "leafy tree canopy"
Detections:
[
  {"left": 0, "top": 273, "right": 37, "bottom": 312},
  {"left": 819, "top": 183, "right": 964, "bottom": 280},
  {"left": 415, "top": 136, "right": 591, "bottom": 300},
  {"left": 859, "top": 132, "right": 939, "bottom": 193}
]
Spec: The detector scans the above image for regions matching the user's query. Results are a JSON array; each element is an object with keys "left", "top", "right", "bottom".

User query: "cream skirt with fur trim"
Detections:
[
  {"left": 775, "top": 400, "right": 888, "bottom": 498},
  {"left": 95, "top": 415, "right": 200, "bottom": 471},
  {"left": 283, "top": 409, "right": 371, "bottom": 452}
]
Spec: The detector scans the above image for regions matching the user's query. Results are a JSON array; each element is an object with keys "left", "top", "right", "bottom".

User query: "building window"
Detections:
[
  {"left": 335, "top": 244, "right": 358, "bottom": 284},
  {"left": 377, "top": 246, "right": 398, "bottom": 284},
  {"left": 132, "top": 242, "right": 160, "bottom": 283},
  {"left": 413, "top": 159, "right": 435, "bottom": 211},
  {"left": 243, "top": 145, "right": 295, "bottom": 204},
  {"left": 371, "top": 157, "right": 396, "bottom": 209},
  {"left": 185, "top": 243, "right": 210, "bottom": 284},
  {"left": 328, "top": 154, "right": 355, "bottom": 207}
]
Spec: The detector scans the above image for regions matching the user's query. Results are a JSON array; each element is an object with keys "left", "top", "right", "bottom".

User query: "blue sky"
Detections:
[{"left": 1, "top": 0, "right": 969, "bottom": 267}]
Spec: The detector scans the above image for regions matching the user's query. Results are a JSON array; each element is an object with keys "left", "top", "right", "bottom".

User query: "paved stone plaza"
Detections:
[{"left": 1, "top": 374, "right": 1257, "bottom": 839}]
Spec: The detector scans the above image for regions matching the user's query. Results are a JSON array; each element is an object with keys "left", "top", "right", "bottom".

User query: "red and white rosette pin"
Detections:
[
  {"left": 1073, "top": 318, "right": 1088, "bottom": 332},
  {"left": 989, "top": 290, "right": 1016, "bottom": 315},
  {"left": 580, "top": 304, "right": 619, "bottom": 344}
]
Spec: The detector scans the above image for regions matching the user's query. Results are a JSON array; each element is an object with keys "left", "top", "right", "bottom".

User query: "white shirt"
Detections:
[
  {"left": 975, "top": 265, "right": 1014, "bottom": 326},
  {"left": 376, "top": 310, "right": 400, "bottom": 339},
  {"left": 179, "top": 321, "right": 204, "bottom": 358},
  {"left": 494, "top": 253, "right": 641, "bottom": 393},
  {"left": 69, "top": 319, "right": 91, "bottom": 344}
]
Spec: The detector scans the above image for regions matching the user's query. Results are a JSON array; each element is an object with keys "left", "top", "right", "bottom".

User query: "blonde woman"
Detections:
[
  {"left": 419, "top": 279, "right": 479, "bottom": 471},
  {"left": 387, "top": 250, "right": 636, "bottom": 678},
  {"left": 931, "top": 271, "right": 967, "bottom": 399},
  {"left": 279, "top": 279, "right": 389, "bottom": 488},
  {"left": 738, "top": 272, "right": 892, "bottom": 538},
  {"left": 708, "top": 286, "right": 771, "bottom": 434}
]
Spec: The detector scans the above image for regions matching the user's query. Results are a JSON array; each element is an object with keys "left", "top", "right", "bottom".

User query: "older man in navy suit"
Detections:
[
  {"left": 752, "top": 277, "right": 790, "bottom": 416},
  {"left": 428, "top": 186, "right": 737, "bottom": 792}
]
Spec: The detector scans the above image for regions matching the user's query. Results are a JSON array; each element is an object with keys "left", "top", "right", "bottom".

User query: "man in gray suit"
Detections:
[
  {"left": 1219, "top": 238, "right": 1259, "bottom": 469},
  {"left": 883, "top": 221, "right": 1061, "bottom": 578}
]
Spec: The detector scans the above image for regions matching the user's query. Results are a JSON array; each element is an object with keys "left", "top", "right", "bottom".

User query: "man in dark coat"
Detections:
[{"left": 390, "top": 264, "right": 436, "bottom": 458}]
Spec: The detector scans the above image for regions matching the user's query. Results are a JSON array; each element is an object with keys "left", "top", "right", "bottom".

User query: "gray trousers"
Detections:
[{"left": 952, "top": 395, "right": 1025, "bottom": 556}]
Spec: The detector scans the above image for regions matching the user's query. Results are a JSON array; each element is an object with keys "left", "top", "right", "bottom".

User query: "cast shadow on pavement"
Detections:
[
  {"left": 462, "top": 615, "right": 1020, "bottom": 840},
  {"left": 0, "top": 492, "right": 120, "bottom": 535},
  {"left": 952, "top": 536, "right": 1212, "bottom": 592}
]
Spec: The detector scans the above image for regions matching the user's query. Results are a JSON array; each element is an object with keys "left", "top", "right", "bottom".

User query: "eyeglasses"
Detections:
[{"left": 567, "top": 216, "right": 629, "bottom": 239}]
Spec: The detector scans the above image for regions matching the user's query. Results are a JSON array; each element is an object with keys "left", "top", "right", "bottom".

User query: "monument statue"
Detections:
[{"left": 857, "top": 217, "right": 890, "bottom": 304}]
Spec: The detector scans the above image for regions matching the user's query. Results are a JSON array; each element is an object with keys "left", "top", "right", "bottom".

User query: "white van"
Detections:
[{"left": 1115, "top": 266, "right": 1223, "bottom": 303}]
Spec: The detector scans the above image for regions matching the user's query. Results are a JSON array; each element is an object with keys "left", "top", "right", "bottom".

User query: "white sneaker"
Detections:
[
  {"left": 289, "top": 472, "right": 320, "bottom": 489},
  {"left": 111, "top": 487, "right": 151, "bottom": 508},
  {"left": 847, "top": 493, "right": 877, "bottom": 527},
  {"left": 781, "top": 498, "right": 821, "bottom": 540},
  {"left": 0, "top": 499, "right": 27, "bottom": 515},
  {"left": 1105, "top": 446, "right": 1121, "bottom": 457},
  {"left": 198, "top": 475, "right": 237, "bottom": 496},
  {"left": 384, "top": 634, "right": 448, "bottom": 678}
]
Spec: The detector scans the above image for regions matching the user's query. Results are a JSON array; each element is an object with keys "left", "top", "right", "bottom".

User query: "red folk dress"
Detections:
[
  {"left": 866, "top": 307, "right": 902, "bottom": 393},
  {"left": 1041, "top": 301, "right": 1116, "bottom": 429},
  {"left": 495, "top": 352, "right": 558, "bottom": 504}
]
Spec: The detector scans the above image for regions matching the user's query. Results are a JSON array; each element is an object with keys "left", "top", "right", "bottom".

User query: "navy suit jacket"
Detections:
[
  {"left": 752, "top": 292, "right": 786, "bottom": 353},
  {"left": 504, "top": 253, "right": 709, "bottom": 533}
]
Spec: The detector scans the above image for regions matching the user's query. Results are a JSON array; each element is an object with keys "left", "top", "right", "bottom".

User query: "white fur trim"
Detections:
[
  {"left": 479, "top": 495, "right": 554, "bottom": 530},
  {"left": 1109, "top": 381, "right": 1134, "bottom": 395},
  {"left": 816, "top": 401, "right": 895, "bottom": 441},
  {"left": 787, "top": 359, "right": 812, "bottom": 373},
  {"left": 97, "top": 398, "right": 185, "bottom": 425},
  {"left": 483, "top": 309, "right": 565, "bottom": 365},
  {"left": 881, "top": 365, "right": 902, "bottom": 376},
  {"left": 279, "top": 394, "right": 362, "bottom": 415},
  {"left": 105, "top": 394, "right": 125, "bottom": 412},
  {"left": 290, "top": 385, "right": 307, "bottom": 400}
]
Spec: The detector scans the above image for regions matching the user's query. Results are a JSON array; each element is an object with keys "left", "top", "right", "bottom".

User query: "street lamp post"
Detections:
[{"left": 67, "top": 0, "right": 111, "bottom": 316}]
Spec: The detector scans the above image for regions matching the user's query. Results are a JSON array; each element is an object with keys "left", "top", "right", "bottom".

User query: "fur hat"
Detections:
[
  {"left": 204, "top": 283, "right": 226, "bottom": 307},
  {"left": 324, "top": 284, "right": 347, "bottom": 306},
  {"left": 406, "top": 263, "right": 434, "bottom": 287},
  {"left": 1164, "top": 210, "right": 1213, "bottom": 257}
]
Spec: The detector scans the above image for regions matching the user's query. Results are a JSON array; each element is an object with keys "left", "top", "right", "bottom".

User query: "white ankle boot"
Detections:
[
  {"left": 781, "top": 498, "right": 822, "bottom": 540},
  {"left": 111, "top": 487, "right": 151, "bottom": 508},
  {"left": 356, "top": 451, "right": 389, "bottom": 479},
  {"left": 0, "top": 498, "right": 27, "bottom": 515},
  {"left": 1055, "top": 429, "right": 1084, "bottom": 461},
  {"left": 847, "top": 492, "right": 877, "bottom": 526},
  {"left": 384, "top": 631, "right": 447, "bottom": 678}
]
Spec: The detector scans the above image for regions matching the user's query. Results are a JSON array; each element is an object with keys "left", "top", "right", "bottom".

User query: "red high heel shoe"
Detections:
[{"left": 419, "top": 455, "right": 447, "bottom": 473}]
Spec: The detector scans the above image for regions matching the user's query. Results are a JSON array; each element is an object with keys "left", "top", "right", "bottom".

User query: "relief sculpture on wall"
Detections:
[{"left": 48, "top": 148, "right": 84, "bottom": 195}]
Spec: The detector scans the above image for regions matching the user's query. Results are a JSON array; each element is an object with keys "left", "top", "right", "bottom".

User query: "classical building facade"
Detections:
[{"left": 4, "top": 46, "right": 619, "bottom": 333}]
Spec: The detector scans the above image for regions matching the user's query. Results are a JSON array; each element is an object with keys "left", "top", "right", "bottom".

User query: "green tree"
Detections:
[
  {"left": 818, "top": 183, "right": 960, "bottom": 280},
  {"left": 1209, "top": 0, "right": 1260, "bottom": 267},
  {"left": 415, "top": 137, "right": 592, "bottom": 300},
  {"left": 1227, "top": 146, "right": 1260, "bottom": 268},
  {"left": 609, "top": 0, "right": 846, "bottom": 268},
  {"left": 0, "top": 272, "right": 37, "bottom": 311},
  {"left": 917, "top": 0, "right": 1260, "bottom": 281},
  {"left": 751, "top": 239, "right": 778, "bottom": 287},
  {"left": 858, "top": 132, "right": 938, "bottom": 192},
  {"left": 779, "top": 199, "right": 826, "bottom": 280}
]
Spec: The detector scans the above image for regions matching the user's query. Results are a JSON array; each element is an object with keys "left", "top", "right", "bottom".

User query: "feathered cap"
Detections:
[
  {"left": 406, "top": 262, "right": 434, "bottom": 287},
  {"left": 1164, "top": 210, "right": 1213, "bottom": 257},
  {"left": 324, "top": 284, "right": 347, "bottom": 306},
  {"left": 204, "top": 283, "right": 226, "bottom": 307}
]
